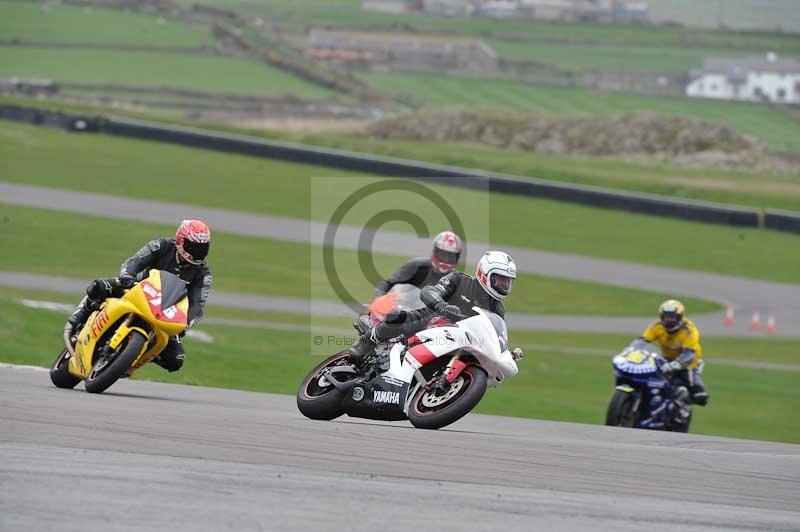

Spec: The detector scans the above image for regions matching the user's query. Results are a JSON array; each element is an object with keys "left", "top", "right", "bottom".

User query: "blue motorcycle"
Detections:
[{"left": 605, "top": 346, "right": 692, "bottom": 432}]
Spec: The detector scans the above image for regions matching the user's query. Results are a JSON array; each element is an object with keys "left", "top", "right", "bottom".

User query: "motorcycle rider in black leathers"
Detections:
[
  {"left": 64, "top": 220, "right": 213, "bottom": 373},
  {"left": 349, "top": 251, "right": 517, "bottom": 360},
  {"left": 372, "top": 231, "right": 463, "bottom": 299}
]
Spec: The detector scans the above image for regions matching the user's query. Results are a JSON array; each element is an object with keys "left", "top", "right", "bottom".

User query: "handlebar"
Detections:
[{"left": 437, "top": 304, "right": 466, "bottom": 322}]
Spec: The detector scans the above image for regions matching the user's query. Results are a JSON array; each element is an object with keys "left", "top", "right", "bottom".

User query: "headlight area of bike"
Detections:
[{"left": 487, "top": 312, "right": 509, "bottom": 352}]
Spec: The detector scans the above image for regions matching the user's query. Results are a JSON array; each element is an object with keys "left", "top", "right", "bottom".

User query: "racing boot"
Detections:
[
  {"left": 64, "top": 297, "right": 94, "bottom": 344},
  {"left": 347, "top": 327, "right": 379, "bottom": 363},
  {"left": 673, "top": 387, "right": 692, "bottom": 423}
]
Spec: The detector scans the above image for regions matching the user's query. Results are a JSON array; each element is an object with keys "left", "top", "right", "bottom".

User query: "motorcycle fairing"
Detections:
[
  {"left": 380, "top": 307, "right": 518, "bottom": 388},
  {"left": 68, "top": 270, "right": 188, "bottom": 378},
  {"left": 611, "top": 346, "right": 689, "bottom": 430},
  {"left": 70, "top": 298, "right": 149, "bottom": 378},
  {"left": 342, "top": 374, "right": 408, "bottom": 421},
  {"left": 136, "top": 270, "right": 189, "bottom": 334}
]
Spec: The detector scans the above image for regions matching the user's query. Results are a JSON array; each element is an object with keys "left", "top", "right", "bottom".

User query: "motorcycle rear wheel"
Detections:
[
  {"left": 84, "top": 331, "right": 146, "bottom": 394},
  {"left": 297, "top": 352, "right": 356, "bottom": 421},
  {"left": 50, "top": 348, "right": 81, "bottom": 389},
  {"left": 605, "top": 390, "right": 637, "bottom": 427},
  {"left": 408, "top": 365, "right": 488, "bottom": 430}
]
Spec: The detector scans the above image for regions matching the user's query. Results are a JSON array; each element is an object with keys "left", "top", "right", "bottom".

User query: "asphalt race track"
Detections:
[{"left": 2, "top": 366, "right": 798, "bottom": 532}]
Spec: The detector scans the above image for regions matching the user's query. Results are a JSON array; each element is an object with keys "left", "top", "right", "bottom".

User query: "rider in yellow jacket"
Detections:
[{"left": 634, "top": 299, "right": 709, "bottom": 406}]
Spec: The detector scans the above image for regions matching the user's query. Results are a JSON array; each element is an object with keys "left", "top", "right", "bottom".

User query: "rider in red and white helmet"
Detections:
[
  {"left": 372, "top": 230, "right": 463, "bottom": 299},
  {"left": 351, "top": 249, "right": 518, "bottom": 361},
  {"left": 65, "top": 219, "right": 214, "bottom": 374},
  {"left": 475, "top": 250, "right": 517, "bottom": 300}
]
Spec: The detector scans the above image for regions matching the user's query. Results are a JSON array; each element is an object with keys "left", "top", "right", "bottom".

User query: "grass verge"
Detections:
[
  {"left": 0, "top": 47, "right": 335, "bottom": 98},
  {"left": 5, "top": 96, "right": 800, "bottom": 210},
  {"left": 0, "top": 205, "right": 722, "bottom": 315},
  {"left": 3, "top": 119, "right": 800, "bottom": 284},
  {"left": 0, "top": 1, "right": 213, "bottom": 46}
]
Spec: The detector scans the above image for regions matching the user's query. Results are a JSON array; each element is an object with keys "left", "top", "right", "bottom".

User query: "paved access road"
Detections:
[
  {"left": 3, "top": 182, "right": 800, "bottom": 337},
  {"left": 1, "top": 366, "right": 798, "bottom": 532}
]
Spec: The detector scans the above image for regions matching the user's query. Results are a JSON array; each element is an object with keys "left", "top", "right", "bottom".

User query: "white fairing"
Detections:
[{"left": 384, "top": 307, "right": 518, "bottom": 388}]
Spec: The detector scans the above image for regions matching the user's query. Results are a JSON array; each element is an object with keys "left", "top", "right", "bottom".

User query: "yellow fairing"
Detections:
[{"left": 68, "top": 270, "right": 188, "bottom": 378}]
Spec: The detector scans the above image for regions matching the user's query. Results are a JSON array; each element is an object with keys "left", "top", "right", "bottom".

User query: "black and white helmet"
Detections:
[{"left": 476, "top": 251, "right": 517, "bottom": 300}]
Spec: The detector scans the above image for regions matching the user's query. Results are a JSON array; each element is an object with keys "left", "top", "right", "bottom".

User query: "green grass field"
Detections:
[
  {"left": 490, "top": 41, "right": 745, "bottom": 72},
  {"left": 0, "top": 47, "right": 334, "bottom": 98},
  {"left": 364, "top": 74, "right": 800, "bottom": 153},
  {"left": 285, "top": 133, "right": 800, "bottom": 211},
  {"left": 4, "top": 96, "right": 799, "bottom": 211},
  {"left": 0, "top": 1, "right": 214, "bottom": 46},
  {"left": 2, "top": 296, "right": 796, "bottom": 443},
  {"left": 0, "top": 204, "right": 721, "bottom": 316},
  {"left": 218, "top": 0, "right": 800, "bottom": 55},
  {"left": 3, "top": 120, "right": 800, "bottom": 284}
]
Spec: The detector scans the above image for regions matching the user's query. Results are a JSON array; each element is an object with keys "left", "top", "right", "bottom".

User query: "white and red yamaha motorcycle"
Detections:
[{"left": 297, "top": 285, "right": 522, "bottom": 430}]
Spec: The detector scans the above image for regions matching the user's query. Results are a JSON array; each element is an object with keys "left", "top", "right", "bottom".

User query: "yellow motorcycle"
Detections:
[{"left": 50, "top": 270, "right": 189, "bottom": 393}]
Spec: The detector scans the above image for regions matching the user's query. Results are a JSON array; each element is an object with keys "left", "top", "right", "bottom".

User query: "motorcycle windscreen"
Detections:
[
  {"left": 612, "top": 350, "right": 659, "bottom": 376},
  {"left": 159, "top": 271, "right": 189, "bottom": 310},
  {"left": 486, "top": 312, "right": 509, "bottom": 352}
]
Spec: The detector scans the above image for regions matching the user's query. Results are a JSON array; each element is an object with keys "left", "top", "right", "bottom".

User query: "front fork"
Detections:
[
  {"left": 431, "top": 353, "right": 467, "bottom": 393},
  {"left": 402, "top": 352, "right": 470, "bottom": 415}
]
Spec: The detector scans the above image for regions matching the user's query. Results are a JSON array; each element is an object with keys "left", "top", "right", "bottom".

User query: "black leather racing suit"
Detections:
[
  {"left": 67, "top": 238, "right": 213, "bottom": 372},
  {"left": 372, "top": 257, "right": 447, "bottom": 299},
  {"left": 371, "top": 271, "right": 505, "bottom": 343}
]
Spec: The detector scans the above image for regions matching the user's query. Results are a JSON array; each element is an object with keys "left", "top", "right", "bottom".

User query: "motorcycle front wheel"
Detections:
[
  {"left": 605, "top": 390, "right": 637, "bottom": 427},
  {"left": 408, "top": 365, "right": 488, "bottom": 430},
  {"left": 50, "top": 348, "right": 81, "bottom": 389},
  {"left": 84, "top": 331, "right": 146, "bottom": 394},
  {"left": 296, "top": 352, "right": 357, "bottom": 421}
]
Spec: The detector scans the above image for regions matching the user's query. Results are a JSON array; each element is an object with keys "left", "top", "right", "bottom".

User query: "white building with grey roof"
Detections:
[{"left": 686, "top": 55, "right": 800, "bottom": 105}]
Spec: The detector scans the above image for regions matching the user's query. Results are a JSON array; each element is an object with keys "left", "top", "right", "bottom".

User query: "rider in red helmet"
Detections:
[
  {"left": 64, "top": 220, "right": 213, "bottom": 373},
  {"left": 372, "top": 231, "right": 463, "bottom": 299}
]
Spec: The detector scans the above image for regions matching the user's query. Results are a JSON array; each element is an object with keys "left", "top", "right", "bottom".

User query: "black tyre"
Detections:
[
  {"left": 297, "top": 352, "right": 356, "bottom": 421},
  {"left": 605, "top": 389, "right": 637, "bottom": 427},
  {"left": 408, "top": 365, "right": 488, "bottom": 430},
  {"left": 84, "top": 331, "right": 147, "bottom": 394},
  {"left": 50, "top": 348, "right": 81, "bottom": 389},
  {"left": 670, "top": 410, "right": 692, "bottom": 433}
]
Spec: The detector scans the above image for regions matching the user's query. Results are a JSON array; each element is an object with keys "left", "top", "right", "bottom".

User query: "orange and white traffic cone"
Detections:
[
  {"left": 767, "top": 315, "right": 777, "bottom": 334},
  {"left": 751, "top": 311, "right": 761, "bottom": 331},
  {"left": 724, "top": 306, "right": 735, "bottom": 327}
]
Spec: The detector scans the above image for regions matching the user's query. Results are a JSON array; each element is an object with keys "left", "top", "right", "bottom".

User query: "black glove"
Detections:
[
  {"left": 118, "top": 272, "right": 135, "bottom": 289},
  {"left": 438, "top": 304, "right": 465, "bottom": 322}
]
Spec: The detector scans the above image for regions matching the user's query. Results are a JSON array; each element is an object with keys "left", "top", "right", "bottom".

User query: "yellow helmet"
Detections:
[{"left": 659, "top": 299, "right": 685, "bottom": 332}]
